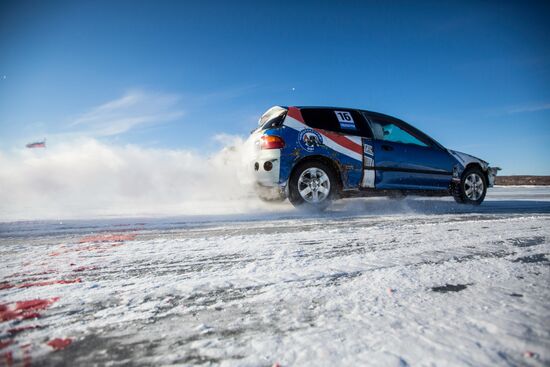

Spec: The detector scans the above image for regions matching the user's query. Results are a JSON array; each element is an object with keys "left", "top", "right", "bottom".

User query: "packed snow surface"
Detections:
[{"left": 1, "top": 187, "right": 549, "bottom": 366}]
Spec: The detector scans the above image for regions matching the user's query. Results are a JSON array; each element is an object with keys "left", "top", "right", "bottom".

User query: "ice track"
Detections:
[{"left": 1, "top": 187, "right": 549, "bottom": 366}]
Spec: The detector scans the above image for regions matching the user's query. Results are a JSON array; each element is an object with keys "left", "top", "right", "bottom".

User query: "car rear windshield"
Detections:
[
  {"left": 300, "top": 108, "right": 372, "bottom": 137},
  {"left": 257, "top": 106, "right": 287, "bottom": 130}
]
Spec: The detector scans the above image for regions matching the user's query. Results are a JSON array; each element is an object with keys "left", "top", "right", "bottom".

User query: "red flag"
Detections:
[{"left": 26, "top": 141, "right": 46, "bottom": 148}]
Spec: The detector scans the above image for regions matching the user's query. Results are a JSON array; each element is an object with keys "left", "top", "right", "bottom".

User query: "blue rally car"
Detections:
[{"left": 248, "top": 106, "right": 499, "bottom": 210}]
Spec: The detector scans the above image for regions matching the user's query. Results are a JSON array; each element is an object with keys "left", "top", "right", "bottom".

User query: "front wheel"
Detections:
[
  {"left": 453, "top": 167, "right": 487, "bottom": 205},
  {"left": 288, "top": 161, "right": 337, "bottom": 211}
]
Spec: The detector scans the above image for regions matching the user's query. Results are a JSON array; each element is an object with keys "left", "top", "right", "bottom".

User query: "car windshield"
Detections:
[{"left": 257, "top": 106, "right": 287, "bottom": 130}]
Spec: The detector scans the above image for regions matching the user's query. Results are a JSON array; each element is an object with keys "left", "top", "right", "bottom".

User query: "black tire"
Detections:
[
  {"left": 452, "top": 191, "right": 466, "bottom": 204},
  {"left": 453, "top": 166, "right": 487, "bottom": 205},
  {"left": 288, "top": 160, "right": 337, "bottom": 211}
]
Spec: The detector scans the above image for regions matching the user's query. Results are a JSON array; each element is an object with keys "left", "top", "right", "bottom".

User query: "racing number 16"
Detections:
[{"left": 335, "top": 111, "right": 353, "bottom": 122}]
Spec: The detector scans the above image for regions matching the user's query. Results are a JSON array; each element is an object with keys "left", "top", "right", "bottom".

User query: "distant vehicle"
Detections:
[
  {"left": 247, "top": 106, "right": 499, "bottom": 210},
  {"left": 26, "top": 139, "right": 46, "bottom": 148}
]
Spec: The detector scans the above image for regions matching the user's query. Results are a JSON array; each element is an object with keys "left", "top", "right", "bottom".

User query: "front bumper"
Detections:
[
  {"left": 451, "top": 165, "right": 500, "bottom": 188},
  {"left": 487, "top": 167, "right": 501, "bottom": 187}
]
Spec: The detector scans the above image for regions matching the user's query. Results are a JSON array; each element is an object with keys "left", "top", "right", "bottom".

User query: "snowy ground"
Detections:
[{"left": 1, "top": 187, "right": 549, "bottom": 367}]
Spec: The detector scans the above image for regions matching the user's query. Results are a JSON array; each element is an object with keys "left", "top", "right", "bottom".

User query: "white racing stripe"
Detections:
[{"left": 284, "top": 117, "right": 362, "bottom": 162}]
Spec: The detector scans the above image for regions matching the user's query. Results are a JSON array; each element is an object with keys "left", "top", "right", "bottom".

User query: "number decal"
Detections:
[{"left": 334, "top": 111, "right": 356, "bottom": 130}]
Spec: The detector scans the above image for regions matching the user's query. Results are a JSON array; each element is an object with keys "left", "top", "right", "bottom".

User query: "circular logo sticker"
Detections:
[{"left": 298, "top": 129, "right": 323, "bottom": 152}]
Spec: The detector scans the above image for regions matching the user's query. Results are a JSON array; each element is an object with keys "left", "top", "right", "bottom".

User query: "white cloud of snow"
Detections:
[{"left": 0, "top": 137, "right": 268, "bottom": 221}]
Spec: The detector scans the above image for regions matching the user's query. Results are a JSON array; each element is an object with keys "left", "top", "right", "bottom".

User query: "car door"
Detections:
[{"left": 365, "top": 115, "right": 455, "bottom": 190}]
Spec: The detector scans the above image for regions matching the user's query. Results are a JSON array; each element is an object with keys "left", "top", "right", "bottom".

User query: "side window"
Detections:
[
  {"left": 300, "top": 109, "right": 372, "bottom": 137},
  {"left": 369, "top": 118, "right": 428, "bottom": 147}
]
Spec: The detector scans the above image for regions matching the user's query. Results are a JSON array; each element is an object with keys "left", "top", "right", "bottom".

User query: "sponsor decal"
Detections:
[
  {"left": 364, "top": 156, "right": 374, "bottom": 167},
  {"left": 285, "top": 113, "right": 362, "bottom": 161},
  {"left": 364, "top": 144, "right": 373, "bottom": 156},
  {"left": 298, "top": 129, "right": 323, "bottom": 152},
  {"left": 334, "top": 111, "right": 356, "bottom": 130}
]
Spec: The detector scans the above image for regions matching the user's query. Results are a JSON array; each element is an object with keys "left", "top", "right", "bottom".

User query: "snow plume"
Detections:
[{"left": 0, "top": 137, "right": 272, "bottom": 221}]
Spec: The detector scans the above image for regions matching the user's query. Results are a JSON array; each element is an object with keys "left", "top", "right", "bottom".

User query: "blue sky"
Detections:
[{"left": 0, "top": 0, "right": 549, "bottom": 174}]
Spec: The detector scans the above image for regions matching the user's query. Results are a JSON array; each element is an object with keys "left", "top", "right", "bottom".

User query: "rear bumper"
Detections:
[{"left": 251, "top": 149, "right": 281, "bottom": 187}]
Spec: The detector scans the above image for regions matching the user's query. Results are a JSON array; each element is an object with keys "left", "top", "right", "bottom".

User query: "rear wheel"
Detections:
[
  {"left": 288, "top": 161, "right": 337, "bottom": 211},
  {"left": 453, "top": 167, "right": 487, "bottom": 205}
]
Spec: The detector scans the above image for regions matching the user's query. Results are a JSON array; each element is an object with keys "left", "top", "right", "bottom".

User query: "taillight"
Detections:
[{"left": 260, "top": 135, "right": 285, "bottom": 149}]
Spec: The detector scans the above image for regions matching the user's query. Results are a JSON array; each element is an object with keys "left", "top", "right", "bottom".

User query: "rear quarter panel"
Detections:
[{"left": 278, "top": 108, "right": 364, "bottom": 190}]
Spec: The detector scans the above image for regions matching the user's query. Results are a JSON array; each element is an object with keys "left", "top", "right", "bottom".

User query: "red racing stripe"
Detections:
[
  {"left": 287, "top": 106, "right": 362, "bottom": 156},
  {"left": 287, "top": 107, "right": 305, "bottom": 123},
  {"left": 319, "top": 130, "right": 363, "bottom": 155}
]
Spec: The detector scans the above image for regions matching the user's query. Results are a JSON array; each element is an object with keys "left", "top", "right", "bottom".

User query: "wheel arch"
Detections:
[
  {"left": 289, "top": 155, "right": 343, "bottom": 192},
  {"left": 464, "top": 162, "right": 489, "bottom": 184}
]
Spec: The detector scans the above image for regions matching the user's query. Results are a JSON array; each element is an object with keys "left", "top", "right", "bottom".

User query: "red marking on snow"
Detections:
[
  {"left": 0, "top": 304, "right": 19, "bottom": 322},
  {"left": 524, "top": 351, "right": 537, "bottom": 358},
  {"left": 0, "top": 283, "right": 13, "bottom": 290},
  {"left": 21, "top": 344, "right": 31, "bottom": 367},
  {"left": 78, "top": 234, "right": 136, "bottom": 243},
  {"left": 16, "top": 298, "right": 59, "bottom": 311},
  {"left": 386, "top": 287, "right": 394, "bottom": 295},
  {"left": 48, "top": 252, "right": 61, "bottom": 257},
  {"left": 2, "top": 351, "right": 13, "bottom": 367},
  {"left": 287, "top": 106, "right": 305, "bottom": 123},
  {"left": 0, "top": 309, "right": 15, "bottom": 321},
  {"left": 1, "top": 298, "right": 59, "bottom": 322},
  {"left": 0, "top": 339, "right": 13, "bottom": 350},
  {"left": 47, "top": 338, "right": 72, "bottom": 350},
  {"left": 7, "top": 326, "right": 37, "bottom": 335},
  {"left": 18, "top": 278, "right": 81, "bottom": 289}
]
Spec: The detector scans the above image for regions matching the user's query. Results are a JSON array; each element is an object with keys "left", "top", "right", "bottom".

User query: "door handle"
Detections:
[{"left": 381, "top": 144, "right": 394, "bottom": 151}]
